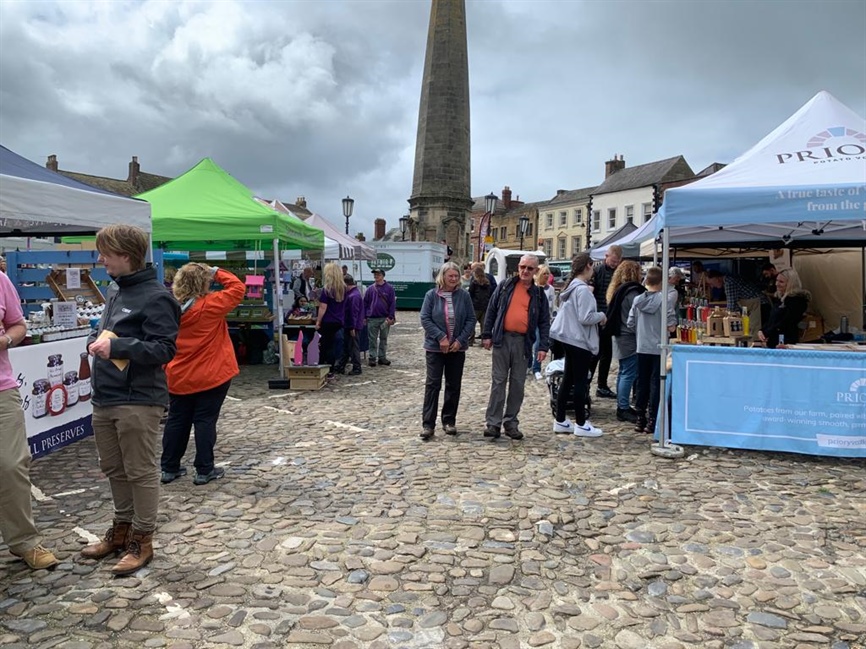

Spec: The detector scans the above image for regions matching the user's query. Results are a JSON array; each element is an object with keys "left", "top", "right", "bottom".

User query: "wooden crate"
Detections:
[
  {"left": 287, "top": 364, "right": 330, "bottom": 391},
  {"left": 46, "top": 269, "right": 105, "bottom": 305}
]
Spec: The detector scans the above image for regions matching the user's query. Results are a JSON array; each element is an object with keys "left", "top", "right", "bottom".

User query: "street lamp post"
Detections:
[
  {"left": 342, "top": 195, "right": 354, "bottom": 235},
  {"left": 518, "top": 214, "right": 529, "bottom": 251},
  {"left": 399, "top": 215, "right": 409, "bottom": 241},
  {"left": 478, "top": 192, "right": 497, "bottom": 261}
]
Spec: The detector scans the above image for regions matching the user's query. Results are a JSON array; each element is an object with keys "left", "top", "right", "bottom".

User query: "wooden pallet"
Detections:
[{"left": 45, "top": 269, "right": 105, "bottom": 305}]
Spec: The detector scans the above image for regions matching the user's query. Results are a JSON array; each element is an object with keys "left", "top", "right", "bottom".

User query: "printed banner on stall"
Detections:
[
  {"left": 10, "top": 337, "right": 93, "bottom": 459},
  {"left": 672, "top": 346, "right": 866, "bottom": 458}
]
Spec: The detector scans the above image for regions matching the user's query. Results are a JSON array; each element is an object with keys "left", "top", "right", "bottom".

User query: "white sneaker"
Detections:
[
  {"left": 553, "top": 418, "right": 574, "bottom": 434},
  {"left": 573, "top": 421, "right": 603, "bottom": 437},
  {"left": 534, "top": 371, "right": 543, "bottom": 381}
]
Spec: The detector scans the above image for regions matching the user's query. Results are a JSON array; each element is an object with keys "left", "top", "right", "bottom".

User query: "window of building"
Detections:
[
  {"left": 559, "top": 211, "right": 567, "bottom": 227},
  {"left": 573, "top": 208, "right": 583, "bottom": 225},
  {"left": 592, "top": 210, "right": 600, "bottom": 232},
  {"left": 470, "top": 220, "right": 475, "bottom": 233},
  {"left": 500, "top": 226, "right": 507, "bottom": 240},
  {"left": 526, "top": 222, "right": 533, "bottom": 237},
  {"left": 608, "top": 208, "right": 616, "bottom": 230},
  {"left": 545, "top": 213, "right": 553, "bottom": 229},
  {"left": 642, "top": 202, "right": 653, "bottom": 222},
  {"left": 543, "top": 239, "right": 553, "bottom": 257},
  {"left": 572, "top": 236, "right": 581, "bottom": 256},
  {"left": 557, "top": 238, "right": 566, "bottom": 259},
  {"left": 625, "top": 205, "right": 634, "bottom": 224}
]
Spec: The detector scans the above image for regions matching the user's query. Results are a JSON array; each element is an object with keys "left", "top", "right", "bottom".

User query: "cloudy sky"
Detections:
[{"left": 1, "top": 0, "right": 864, "bottom": 238}]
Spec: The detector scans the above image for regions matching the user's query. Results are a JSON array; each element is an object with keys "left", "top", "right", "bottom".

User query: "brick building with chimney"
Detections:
[{"left": 468, "top": 186, "right": 549, "bottom": 261}]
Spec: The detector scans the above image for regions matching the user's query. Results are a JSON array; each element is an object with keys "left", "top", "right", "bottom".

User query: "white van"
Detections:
[{"left": 484, "top": 247, "right": 547, "bottom": 285}]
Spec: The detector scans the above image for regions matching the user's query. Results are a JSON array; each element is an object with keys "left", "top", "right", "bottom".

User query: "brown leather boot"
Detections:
[
  {"left": 81, "top": 520, "right": 131, "bottom": 560},
  {"left": 111, "top": 529, "right": 153, "bottom": 576}
]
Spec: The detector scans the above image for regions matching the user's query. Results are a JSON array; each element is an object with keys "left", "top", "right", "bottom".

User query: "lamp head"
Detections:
[{"left": 342, "top": 195, "right": 354, "bottom": 219}]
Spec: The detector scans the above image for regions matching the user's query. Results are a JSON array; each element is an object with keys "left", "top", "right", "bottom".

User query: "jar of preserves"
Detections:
[
  {"left": 31, "top": 379, "right": 50, "bottom": 419},
  {"left": 64, "top": 371, "right": 79, "bottom": 407},
  {"left": 47, "top": 354, "right": 64, "bottom": 387}
]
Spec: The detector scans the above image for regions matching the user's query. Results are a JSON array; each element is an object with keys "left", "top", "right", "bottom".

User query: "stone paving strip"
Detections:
[{"left": 1, "top": 312, "right": 864, "bottom": 649}]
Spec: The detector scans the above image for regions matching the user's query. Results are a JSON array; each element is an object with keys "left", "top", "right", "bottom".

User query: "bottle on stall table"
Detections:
[
  {"left": 78, "top": 352, "right": 91, "bottom": 401},
  {"left": 742, "top": 306, "right": 750, "bottom": 337}
]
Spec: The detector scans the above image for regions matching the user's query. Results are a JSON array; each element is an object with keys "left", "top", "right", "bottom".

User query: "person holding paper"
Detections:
[
  {"left": 82, "top": 225, "right": 180, "bottom": 577},
  {"left": 161, "top": 264, "right": 245, "bottom": 485}
]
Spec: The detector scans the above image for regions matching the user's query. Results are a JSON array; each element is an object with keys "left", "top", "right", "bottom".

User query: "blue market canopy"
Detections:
[
  {"left": 654, "top": 91, "right": 866, "bottom": 248},
  {"left": 0, "top": 145, "right": 151, "bottom": 236}
]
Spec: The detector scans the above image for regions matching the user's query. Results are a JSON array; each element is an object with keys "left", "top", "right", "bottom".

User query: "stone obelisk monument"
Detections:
[{"left": 408, "top": 0, "right": 472, "bottom": 262}]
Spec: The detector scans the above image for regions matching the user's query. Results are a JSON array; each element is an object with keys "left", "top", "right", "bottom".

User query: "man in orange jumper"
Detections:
[{"left": 161, "top": 264, "right": 246, "bottom": 486}]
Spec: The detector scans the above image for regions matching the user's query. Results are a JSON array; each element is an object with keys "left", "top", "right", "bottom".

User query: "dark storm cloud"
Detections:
[{"left": 1, "top": 0, "right": 864, "bottom": 237}]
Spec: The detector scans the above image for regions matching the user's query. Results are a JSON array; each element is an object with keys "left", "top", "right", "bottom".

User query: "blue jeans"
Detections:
[
  {"left": 531, "top": 326, "right": 541, "bottom": 373},
  {"left": 616, "top": 354, "right": 638, "bottom": 411}
]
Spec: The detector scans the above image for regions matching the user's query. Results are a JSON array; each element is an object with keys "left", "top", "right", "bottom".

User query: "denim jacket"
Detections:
[{"left": 420, "top": 288, "right": 476, "bottom": 352}]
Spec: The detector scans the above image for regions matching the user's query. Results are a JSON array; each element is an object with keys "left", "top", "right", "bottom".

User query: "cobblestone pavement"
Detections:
[{"left": 2, "top": 312, "right": 865, "bottom": 649}]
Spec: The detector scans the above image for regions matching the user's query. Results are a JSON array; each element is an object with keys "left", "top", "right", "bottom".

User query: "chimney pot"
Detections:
[
  {"left": 46, "top": 154, "right": 58, "bottom": 171},
  {"left": 296, "top": 196, "right": 307, "bottom": 208}
]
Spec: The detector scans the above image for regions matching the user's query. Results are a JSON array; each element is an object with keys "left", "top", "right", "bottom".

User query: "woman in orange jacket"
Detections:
[{"left": 160, "top": 264, "right": 245, "bottom": 485}]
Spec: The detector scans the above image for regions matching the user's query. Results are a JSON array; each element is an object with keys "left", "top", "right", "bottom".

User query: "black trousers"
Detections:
[
  {"left": 635, "top": 354, "right": 661, "bottom": 421},
  {"left": 555, "top": 344, "right": 593, "bottom": 426},
  {"left": 422, "top": 351, "right": 465, "bottom": 429},
  {"left": 338, "top": 328, "right": 361, "bottom": 371},
  {"left": 318, "top": 322, "right": 342, "bottom": 370},
  {"left": 161, "top": 379, "right": 232, "bottom": 475},
  {"left": 591, "top": 325, "right": 613, "bottom": 389}
]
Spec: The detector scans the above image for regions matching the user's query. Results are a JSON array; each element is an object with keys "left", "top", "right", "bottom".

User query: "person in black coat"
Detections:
[{"left": 758, "top": 268, "right": 810, "bottom": 348}]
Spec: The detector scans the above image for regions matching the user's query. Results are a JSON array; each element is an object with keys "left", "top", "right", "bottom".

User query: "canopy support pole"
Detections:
[
  {"left": 652, "top": 226, "right": 684, "bottom": 459},
  {"left": 273, "top": 237, "right": 285, "bottom": 380}
]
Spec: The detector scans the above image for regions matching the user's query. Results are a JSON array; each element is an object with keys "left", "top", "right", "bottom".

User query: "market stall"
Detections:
[
  {"left": 1, "top": 144, "right": 153, "bottom": 458},
  {"left": 139, "top": 157, "right": 325, "bottom": 380},
  {"left": 650, "top": 91, "right": 866, "bottom": 458}
]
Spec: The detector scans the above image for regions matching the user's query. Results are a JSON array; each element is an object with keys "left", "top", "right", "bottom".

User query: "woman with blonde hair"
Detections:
[
  {"left": 161, "top": 263, "right": 245, "bottom": 486},
  {"left": 315, "top": 262, "right": 346, "bottom": 375},
  {"left": 758, "top": 268, "right": 810, "bottom": 348},
  {"left": 530, "top": 265, "right": 557, "bottom": 379},
  {"left": 419, "top": 262, "right": 476, "bottom": 440},
  {"left": 604, "top": 261, "right": 644, "bottom": 422}
]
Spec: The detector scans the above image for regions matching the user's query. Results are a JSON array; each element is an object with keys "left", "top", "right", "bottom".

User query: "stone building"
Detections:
[
  {"left": 469, "top": 186, "right": 548, "bottom": 261},
  {"left": 407, "top": 0, "right": 472, "bottom": 263},
  {"left": 538, "top": 186, "right": 596, "bottom": 260},
  {"left": 46, "top": 155, "right": 171, "bottom": 197}
]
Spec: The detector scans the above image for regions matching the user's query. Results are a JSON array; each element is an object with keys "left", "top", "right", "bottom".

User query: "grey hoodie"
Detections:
[
  {"left": 549, "top": 279, "right": 605, "bottom": 355},
  {"left": 627, "top": 289, "right": 677, "bottom": 355}
]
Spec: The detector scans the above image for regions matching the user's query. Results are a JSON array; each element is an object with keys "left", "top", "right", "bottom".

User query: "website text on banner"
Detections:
[
  {"left": 671, "top": 346, "right": 866, "bottom": 458},
  {"left": 10, "top": 337, "right": 94, "bottom": 459}
]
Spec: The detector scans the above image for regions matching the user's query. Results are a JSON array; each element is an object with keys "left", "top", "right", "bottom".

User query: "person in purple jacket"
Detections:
[
  {"left": 335, "top": 275, "right": 365, "bottom": 375},
  {"left": 363, "top": 268, "right": 396, "bottom": 367},
  {"left": 315, "top": 262, "right": 346, "bottom": 377}
]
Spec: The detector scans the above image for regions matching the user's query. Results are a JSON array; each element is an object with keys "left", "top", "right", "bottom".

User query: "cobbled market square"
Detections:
[{"left": 1, "top": 312, "right": 864, "bottom": 649}]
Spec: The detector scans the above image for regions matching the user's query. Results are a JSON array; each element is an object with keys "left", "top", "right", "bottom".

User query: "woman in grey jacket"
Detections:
[
  {"left": 419, "top": 262, "right": 476, "bottom": 440},
  {"left": 550, "top": 254, "right": 607, "bottom": 437}
]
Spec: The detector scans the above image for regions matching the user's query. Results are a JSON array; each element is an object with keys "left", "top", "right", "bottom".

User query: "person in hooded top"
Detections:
[
  {"left": 758, "top": 268, "right": 810, "bottom": 348},
  {"left": 627, "top": 266, "right": 677, "bottom": 436},
  {"left": 550, "top": 253, "right": 606, "bottom": 438}
]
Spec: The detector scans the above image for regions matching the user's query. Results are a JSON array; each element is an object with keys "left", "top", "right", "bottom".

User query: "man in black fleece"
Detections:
[
  {"left": 82, "top": 225, "right": 180, "bottom": 576},
  {"left": 590, "top": 244, "right": 622, "bottom": 398}
]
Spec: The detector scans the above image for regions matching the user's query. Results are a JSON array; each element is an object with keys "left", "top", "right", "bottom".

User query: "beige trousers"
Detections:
[
  {"left": 92, "top": 404, "right": 163, "bottom": 532},
  {"left": 0, "top": 387, "right": 42, "bottom": 554}
]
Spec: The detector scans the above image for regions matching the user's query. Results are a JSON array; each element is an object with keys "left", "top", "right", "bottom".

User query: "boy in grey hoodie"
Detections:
[{"left": 627, "top": 267, "right": 677, "bottom": 435}]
